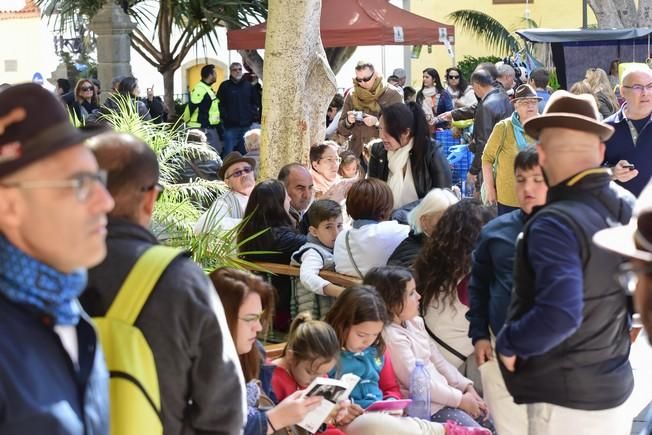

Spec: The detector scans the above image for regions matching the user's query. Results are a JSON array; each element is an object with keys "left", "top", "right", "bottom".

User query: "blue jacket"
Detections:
[
  {"left": 467, "top": 210, "right": 525, "bottom": 343},
  {"left": 604, "top": 107, "right": 652, "bottom": 196},
  {"left": 330, "top": 347, "right": 385, "bottom": 409},
  {"left": 0, "top": 295, "right": 109, "bottom": 435}
]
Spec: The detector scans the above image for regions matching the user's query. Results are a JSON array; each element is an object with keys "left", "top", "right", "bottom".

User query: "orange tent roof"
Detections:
[{"left": 227, "top": 0, "right": 455, "bottom": 50}]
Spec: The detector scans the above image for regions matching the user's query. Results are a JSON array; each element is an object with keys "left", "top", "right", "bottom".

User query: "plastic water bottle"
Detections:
[{"left": 408, "top": 359, "right": 431, "bottom": 420}]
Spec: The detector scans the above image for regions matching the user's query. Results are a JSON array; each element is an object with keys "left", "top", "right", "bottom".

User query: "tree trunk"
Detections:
[
  {"left": 638, "top": 0, "right": 652, "bottom": 26},
  {"left": 161, "top": 68, "right": 176, "bottom": 119},
  {"left": 326, "top": 47, "right": 358, "bottom": 75},
  {"left": 259, "top": 0, "right": 336, "bottom": 179},
  {"left": 588, "top": 0, "right": 624, "bottom": 28},
  {"left": 612, "top": 0, "right": 637, "bottom": 27},
  {"left": 238, "top": 49, "right": 265, "bottom": 79}
]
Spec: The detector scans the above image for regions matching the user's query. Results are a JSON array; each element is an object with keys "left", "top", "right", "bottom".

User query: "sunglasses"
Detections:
[
  {"left": 80, "top": 86, "right": 94, "bottom": 92},
  {"left": 141, "top": 182, "right": 165, "bottom": 201},
  {"left": 447, "top": 75, "right": 460, "bottom": 79},
  {"left": 225, "top": 166, "right": 254, "bottom": 180},
  {"left": 356, "top": 73, "right": 374, "bottom": 83}
]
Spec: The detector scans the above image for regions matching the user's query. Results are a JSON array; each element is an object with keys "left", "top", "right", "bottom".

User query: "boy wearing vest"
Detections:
[
  {"left": 291, "top": 199, "right": 345, "bottom": 318},
  {"left": 496, "top": 91, "right": 635, "bottom": 434},
  {"left": 82, "top": 132, "right": 245, "bottom": 435}
]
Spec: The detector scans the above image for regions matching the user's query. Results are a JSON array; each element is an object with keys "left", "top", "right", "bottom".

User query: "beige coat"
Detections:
[{"left": 336, "top": 86, "right": 403, "bottom": 158}]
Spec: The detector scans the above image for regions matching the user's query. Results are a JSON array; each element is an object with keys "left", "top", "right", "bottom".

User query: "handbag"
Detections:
[
  {"left": 345, "top": 230, "right": 364, "bottom": 279},
  {"left": 480, "top": 120, "right": 508, "bottom": 206}
]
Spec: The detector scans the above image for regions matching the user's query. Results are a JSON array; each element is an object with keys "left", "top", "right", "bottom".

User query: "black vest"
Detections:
[{"left": 502, "top": 169, "right": 635, "bottom": 410}]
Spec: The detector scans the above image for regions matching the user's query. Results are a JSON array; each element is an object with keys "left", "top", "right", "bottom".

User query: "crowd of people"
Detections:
[{"left": 0, "top": 53, "right": 650, "bottom": 435}]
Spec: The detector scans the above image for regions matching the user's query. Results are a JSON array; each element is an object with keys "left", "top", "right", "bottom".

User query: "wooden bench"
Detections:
[{"left": 244, "top": 262, "right": 361, "bottom": 343}]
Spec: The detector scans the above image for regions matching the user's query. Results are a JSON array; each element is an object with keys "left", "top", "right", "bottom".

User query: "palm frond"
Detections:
[{"left": 447, "top": 10, "right": 521, "bottom": 55}]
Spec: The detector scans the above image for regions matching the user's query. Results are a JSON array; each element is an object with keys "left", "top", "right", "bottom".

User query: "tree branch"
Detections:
[
  {"left": 132, "top": 28, "right": 162, "bottom": 62},
  {"left": 131, "top": 40, "right": 160, "bottom": 68}
]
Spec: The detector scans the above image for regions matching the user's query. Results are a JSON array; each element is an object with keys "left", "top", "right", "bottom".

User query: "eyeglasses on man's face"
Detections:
[
  {"left": 141, "top": 182, "right": 165, "bottom": 201},
  {"left": 356, "top": 73, "right": 374, "bottom": 83},
  {"left": 622, "top": 82, "right": 652, "bottom": 94},
  {"left": 0, "top": 170, "right": 107, "bottom": 202},
  {"left": 225, "top": 166, "right": 254, "bottom": 180}
]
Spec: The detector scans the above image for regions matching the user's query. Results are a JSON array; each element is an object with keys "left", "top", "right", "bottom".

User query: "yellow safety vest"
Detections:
[{"left": 184, "top": 81, "right": 220, "bottom": 128}]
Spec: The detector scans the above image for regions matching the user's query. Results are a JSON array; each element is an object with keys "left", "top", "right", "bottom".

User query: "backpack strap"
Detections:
[{"left": 106, "top": 245, "right": 183, "bottom": 325}]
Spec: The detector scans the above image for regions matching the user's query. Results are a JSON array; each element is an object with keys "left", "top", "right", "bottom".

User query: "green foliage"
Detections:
[
  {"left": 98, "top": 94, "right": 262, "bottom": 271},
  {"left": 548, "top": 68, "right": 561, "bottom": 91},
  {"left": 447, "top": 10, "right": 521, "bottom": 55},
  {"left": 456, "top": 55, "right": 502, "bottom": 82}
]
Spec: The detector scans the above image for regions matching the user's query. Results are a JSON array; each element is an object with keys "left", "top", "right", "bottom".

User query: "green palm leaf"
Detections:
[{"left": 447, "top": 9, "right": 521, "bottom": 55}]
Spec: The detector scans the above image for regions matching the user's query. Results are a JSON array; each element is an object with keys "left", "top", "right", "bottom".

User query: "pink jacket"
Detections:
[{"left": 383, "top": 317, "right": 473, "bottom": 413}]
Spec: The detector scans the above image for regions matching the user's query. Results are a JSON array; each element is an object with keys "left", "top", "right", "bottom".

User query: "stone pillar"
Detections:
[{"left": 89, "top": 2, "right": 136, "bottom": 103}]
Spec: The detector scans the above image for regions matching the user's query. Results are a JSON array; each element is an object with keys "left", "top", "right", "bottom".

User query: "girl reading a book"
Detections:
[
  {"left": 325, "top": 286, "right": 490, "bottom": 435},
  {"left": 270, "top": 312, "right": 353, "bottom": 434},
  {"left": 364, "top": 266, "right": 494, "bottom": 433}
]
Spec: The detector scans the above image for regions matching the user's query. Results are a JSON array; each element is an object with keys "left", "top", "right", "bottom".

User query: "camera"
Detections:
[{"left": 353, "top": 111, "right": 364, "bottom": 123}]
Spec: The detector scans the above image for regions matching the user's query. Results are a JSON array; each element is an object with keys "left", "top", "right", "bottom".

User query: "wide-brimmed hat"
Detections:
[
  {"left": 522, "top": 90, "right": 614, "bottom": 141},
  {"left": 218, "top": 151, "right": 256, "bottom": 180},
  {"left": 594, "top": 180, "right": 652, "bottom": 262},
  {"left": 0, "top": 83, "right": 101, "bottom": 177},
  {"left": 512, "top": 84, "right": 542, "bottom": 102}
]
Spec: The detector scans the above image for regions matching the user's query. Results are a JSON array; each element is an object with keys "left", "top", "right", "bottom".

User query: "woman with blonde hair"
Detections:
[
  {"left": 388, "top": 188, "right": 459, "bottom": 268},
  {"left": 585, "top": 67, "right": 619, "bottom": 118}
]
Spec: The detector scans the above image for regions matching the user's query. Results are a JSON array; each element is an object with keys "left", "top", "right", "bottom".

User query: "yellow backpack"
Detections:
[{"left": 94, "top": 245, "right": 182, "bottom": 435}]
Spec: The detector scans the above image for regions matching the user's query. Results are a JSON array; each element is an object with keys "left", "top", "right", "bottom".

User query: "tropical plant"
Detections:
[
  {"left": 456, "top": 55, "right": 502, "bottom": 83},
  {"left": 37, "top": 0, "right": 269, "bottom": 117},
  {"left": 447, "top": 10, "right": 523, "bottom": 55},
  {"left": 97, "top": 95, "right": 271, "bottom": 271}
]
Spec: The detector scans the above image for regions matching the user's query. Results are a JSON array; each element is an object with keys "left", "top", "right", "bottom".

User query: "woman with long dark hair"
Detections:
[
  {"left": 74, "top": 78, "right": 100, "bottom": 121},
  {"left": 238, "top": 179, "right": 307, "bottom": 331},
  {"left": 414, "top": 199, "right": 494, "bottom": 369},
  {"left": 368, "top": 102, "right": 452, "bottom": 209},
  {"left": 416, "top": 68, "right": 453, "bottom": 128},
  {"left": 444, "top": 67, "right": 476, "bottom": 108}
]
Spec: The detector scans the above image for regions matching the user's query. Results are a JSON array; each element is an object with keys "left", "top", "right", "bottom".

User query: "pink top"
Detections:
[{"left": 383, "top": 317, "right": 473, "bottom": 413}]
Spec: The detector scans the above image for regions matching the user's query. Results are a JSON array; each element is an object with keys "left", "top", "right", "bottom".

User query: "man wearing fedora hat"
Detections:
[
  {"left": 0, "top": 83, "right": 115, "bottom": 433},
  {"left": 495, "top": 90, "right": 635, "bottom": 434},
  {"left": 195, "top": 151, "right": 256, "bottom": 233},
  {"left": 595, "top": 180, "right": 652, "bottom": 435}
]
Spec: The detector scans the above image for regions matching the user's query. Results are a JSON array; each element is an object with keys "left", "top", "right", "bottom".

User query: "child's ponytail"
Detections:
[{"left": 282, "top": 311, "right": 340, "bottom": 364}]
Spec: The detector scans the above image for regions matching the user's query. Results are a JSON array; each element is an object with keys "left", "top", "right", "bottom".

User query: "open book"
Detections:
[{"left": 297, "top": 373, "right": 360, "bottom": 433}]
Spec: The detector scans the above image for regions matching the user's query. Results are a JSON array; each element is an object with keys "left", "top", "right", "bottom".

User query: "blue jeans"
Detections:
[{"left": 222, "top": 125, "right": 250, "bottom": 156}]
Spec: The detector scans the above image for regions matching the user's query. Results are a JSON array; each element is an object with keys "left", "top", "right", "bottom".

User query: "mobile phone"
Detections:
[{"left": 623, "top": 164, "right": 635, "bottom": 170}]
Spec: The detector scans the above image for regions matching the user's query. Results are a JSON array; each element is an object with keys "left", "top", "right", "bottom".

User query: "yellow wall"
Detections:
[
  {"left": 186, "top": 63, "right": 225, "bottom": 92},
  {"left": 408, "top": 0, "right": 598, "bottom": 87}
]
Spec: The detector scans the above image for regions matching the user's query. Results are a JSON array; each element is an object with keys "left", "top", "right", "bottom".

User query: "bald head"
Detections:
[
  {"left": 87, "top": 132, "right": 159, "bottom": 224},
  {"left": 536, "top": 127, "right": 605, "bottom": 186},
  {"left": 278, "top": 163, "right": 314, "bottom": 212},
  {"left": 621, "top": 66, "right": 652, "bottom": 119}
]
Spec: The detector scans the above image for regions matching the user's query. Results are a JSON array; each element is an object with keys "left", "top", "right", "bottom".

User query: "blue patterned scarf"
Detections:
[
  {"left": 0, "top": 236, "right": 87, "bottom": 325},
  {"left": 511, "top": 112, "right": 530, "bottom": 150}
]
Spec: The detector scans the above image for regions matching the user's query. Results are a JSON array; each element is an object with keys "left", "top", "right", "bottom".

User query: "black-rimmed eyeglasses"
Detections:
[{"left": 141, "top": 182, "right": 165, "bottom": 201}]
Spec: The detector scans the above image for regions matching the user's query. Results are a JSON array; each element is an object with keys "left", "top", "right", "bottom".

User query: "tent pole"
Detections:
[{"left": 582, "top": 0, "right": 588, "bottom": 29}]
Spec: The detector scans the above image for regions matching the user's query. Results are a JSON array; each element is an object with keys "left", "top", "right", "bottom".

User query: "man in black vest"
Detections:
[{"left": 495, "top": 91, "right": 635, "bottom": 434}]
